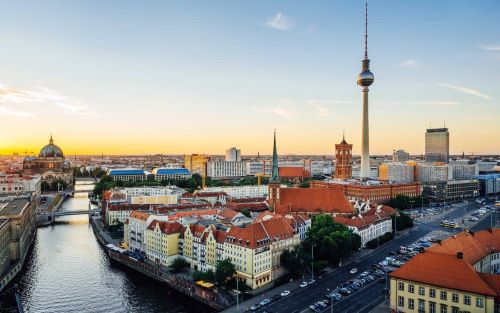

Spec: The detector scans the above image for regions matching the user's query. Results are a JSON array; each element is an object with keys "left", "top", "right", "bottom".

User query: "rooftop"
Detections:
[{"left": 0, "top": 198, "right": 31, "bottom": 217}]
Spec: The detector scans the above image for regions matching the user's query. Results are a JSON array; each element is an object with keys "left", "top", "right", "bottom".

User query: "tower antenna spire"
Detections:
[{"left": 364, "top": 0, "right": 368, "bottom": 60}]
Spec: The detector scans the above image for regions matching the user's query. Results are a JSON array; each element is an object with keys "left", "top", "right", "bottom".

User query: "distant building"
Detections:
[
  {"left": 184, "top": 154, "right": 211, "bottom": 177},
  {"left": 311, "top": 180, "right": 421, "bottom": 204},
  {"left": 246, "top": 160, "right": 272, "bottom": 176},
  {"left": 22, "top": 135, "right": 73, "bottom": 189},
  {"left": 379, "top": 162, "right": 414, "bottom": 183},
  {"left": 334, "top": 136, "right": 353, "bottom": 180},
  {"left": 152, "top": 168, "right": 191, "bottom": 181},
  {"left": 225, "top": 147, "right": 241, "bottom": 162},
  {"left": 477, "top": 161, "right": 498, "bottom": 173},
  {"left": 390, "top": 229, "right": 500, "bottom": 313},
  {"left": 352, "top": 165, "right": 379, "bottom": 179},
  {"left": 207, "top": 161, "right": 247, "bottom": 178},
  {"left": 393, "top": 149, "right": 410, "bottom": 163},
  {"left": 203, "top": 185, "right": 268, "bottom": 199},
  {"left": 278, "top": 167, "right": 311, "bottom": 183},
  {"left": 449, "top": 160, "right": 479, "bottom": 180},
  {"left": 425, "top": 128, "right": 449, "bottom": 163},
  {"left": 423, "top": 180, "right": 480, "bottom": 203},
  {"left": 475, "top": 174, "right": 500, "bottom": 196},
  {"left": 107, "top": 168, "right": 150, "bottom": 182},
  {"left": 415, "top": 163, "right": 451, "bottom": 182}
]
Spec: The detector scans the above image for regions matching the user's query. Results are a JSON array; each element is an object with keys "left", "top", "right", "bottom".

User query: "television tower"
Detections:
[{"left": 357, "top": 1, "right": 374, "bottom": 179}]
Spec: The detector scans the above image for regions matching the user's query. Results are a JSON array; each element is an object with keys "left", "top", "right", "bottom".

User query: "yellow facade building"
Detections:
[
  {"left": 184, "top": 154, "right": 211, "bottom": 177},
  {"left": 145, "top": 220, "right": 182, "bottom": 266},
  {"left": 390, "top": 229, "right": 500, "bottom": 313}
]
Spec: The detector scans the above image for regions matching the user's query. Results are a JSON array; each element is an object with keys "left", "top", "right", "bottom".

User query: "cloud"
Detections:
[
  {"left": 437, "top": 83, "right": 492, "bottom": 100},
  {"left": 0, "top": 83, "right": 98, "bottom": 116},
  {"left": 265, "top": 12, "right": 293, "bottom": 31},
  {"left": 262, "top": 108, "right": 294, "bottom": 117},
  {"left": 480, "top": 44, "right": 500, "bottom": 51},
  {"left": 397, "top": 59, "right": 420, "bottom": 69},
  {"left": 0, "top": 105, "right": 34, "bottom": 117},
  {"left": 409, "top": 101, "right": 460, "bottom": 106}
]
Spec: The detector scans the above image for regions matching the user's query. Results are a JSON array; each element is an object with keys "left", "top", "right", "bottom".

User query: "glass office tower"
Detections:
[{"left": 425, "top": 128, "right": 449, "bottom": 163}]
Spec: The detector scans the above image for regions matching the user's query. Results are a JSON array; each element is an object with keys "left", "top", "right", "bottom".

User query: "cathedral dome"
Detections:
[{"left": 39, "top": 135, "right": 64, "bottom": 158}]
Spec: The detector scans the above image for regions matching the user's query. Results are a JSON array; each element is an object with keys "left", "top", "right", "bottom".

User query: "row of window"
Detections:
[
  {"left": 398, "top": 282, "right": 482, "bottom": 306},
  {"left": 397, "top": 297, "right": 473, "bottom": 313}
]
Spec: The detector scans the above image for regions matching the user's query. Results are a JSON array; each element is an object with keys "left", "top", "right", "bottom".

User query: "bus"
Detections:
[{"left": 440, "top": 220, "right": 459, "bottom": 228}]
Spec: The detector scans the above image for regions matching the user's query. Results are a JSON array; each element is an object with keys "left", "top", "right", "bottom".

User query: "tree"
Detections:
[
  {"left": 240, "top": 209, "right": 251, "bottom": 218},
  {"left": 393, "top": 210, "right": 414, "bottom": 231},
  {"left": 280, "top": 247, "right": 308, "bottom": 278},
  {"left": 215, "top": 258, "right": 236, "bottom": 285},
  {"left": 170, "top": 257, "right": 190, "bottom": 273},
  {"left": 299, "top": 181, "right": 310, "bottom": 188},
  {"left": 303, "top": 214, "right": 362, "bottom": 265},
  {"left": 192, "top": 269, "right": 215, "bottom": 283}
]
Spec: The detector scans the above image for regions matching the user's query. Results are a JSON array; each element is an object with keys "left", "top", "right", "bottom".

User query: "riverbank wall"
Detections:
[{"left": 89, "top": 216, "right": 229, "bottom": 311}]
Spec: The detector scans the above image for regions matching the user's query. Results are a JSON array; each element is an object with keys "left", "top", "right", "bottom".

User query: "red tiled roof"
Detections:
[
  {"left": 225, "top": 214, "right": 295, "bottom": 249},
  {"left": 147, "top": 220, "right": 183, "bottom": 234},
  {"left": 279, "top": 167, "right": 311, "bottom": 178},
  {"left": 226, "top": 202, "right": 268, "bottom": 212},
  {"left": 479, "top": 273, "right": 500, "bottom": 301},
  {"left": 333, "top": 205, "right": 396, "bottom": 229},
  {"left": 129, "top": 210, "right": 151, "bottom": 221},
  {"left": 229, "top": 197, "right": 267, "bottom": 203},
  {"left": 169, "top": 209, "right": 220, "bottom": 220},
  {"left": 390, "top": 251, "right": 497, "bottom": 297},
  {"left": 276, "top": 188, "right": 354, "bottom": 215},
  {"left": 219, "top": 207, "right": 239, "bottom": 220},
  {"left": 195, "top": 191, "right": 228, "bottom": 197},
  {"left": 189, "top": 224, "right": 207, "bottom": 238},
  {"left": 284, "top": 213, "right": 310, "bottom": 226}
]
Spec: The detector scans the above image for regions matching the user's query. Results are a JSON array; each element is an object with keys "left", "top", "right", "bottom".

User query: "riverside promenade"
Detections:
[{"left": 90, "top": 215, "right": 232, "bottom": 311}]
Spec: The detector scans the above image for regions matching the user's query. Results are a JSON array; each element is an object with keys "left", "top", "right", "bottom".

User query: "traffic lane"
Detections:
[
  {"left": 321, "top": 281, "right": 386, "bottom": 313},
  {"left": 260, "top": 229, "right": 428, "bottom": 313}
]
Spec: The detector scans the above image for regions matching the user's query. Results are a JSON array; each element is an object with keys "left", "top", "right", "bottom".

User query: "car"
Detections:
[
  {"left": 260, "top": 299, "right": 271, "bottom": 306},
  {"left": 280, "top": 290, "right": 290, "bottom": 297},
  {"left": 308, "top": 278, "right": 316, "bottom": 284},
  {"left": 350, "top": 268, "right": 358, "bottom": 274},
  {"left": 360, "top": 271, "right": 369, "bottom": 277},
  {"left": 339, "top": 288, "right": 351, "bottom": 296},
  {"left": 300, "top": 281, "right": 308, "bottom": 288},
  {"left": 250, "top": 304, "right": 261, "bottom": 311},
  {"left": 309, "top": 304, "right": 320, "bottom": 312},
  {"left": 316, "top": 301, "right": 327, "bottom": 308},
  {"left": 271, "top": 294, "right": 280, "bottom": 301},
  {"left": 379, "top": 277, "right": 386, "bottom": 283}
]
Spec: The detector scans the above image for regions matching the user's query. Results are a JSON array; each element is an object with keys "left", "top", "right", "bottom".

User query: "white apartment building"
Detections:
[
  {"left": 415, "top": 163, "right": 452, "bottom": 182},
  {"left": 152, "top": 168, "right": 191, "bottom": 181},
  {"left": 225, "top": 147, "right": 241, "bottom": 162},
  {"left": 449, "top": 160, "right": 479, "bottom": 180},
  {"left": 352, "top": 166, "right": 379, "bottom": 179},
  {"left": 207, "top": 161, "right": 247, "bottom": 178},
  {"left": 393, "top": 149, "right": 410, "bottom": 163},
  {"left": 203, "top": 185, "right": 268, "bottom": 199},
  {"left": 310, "top": 160, "right": 334, "bottom": 176},
  {"left": 476, "top": 161, "right": 498, "bottom": 172},
  {"left": 246, "top": 160, "right": 272, "bottom": 176},
  {"left": 379, "top": 162, "right": 414, "bottom": 183},
  {"left": 0, "top": 174, "right": 41, "bottom": 196},
  {"left": 107, "top": 169, "right": 149, "bottom": 182},
  {"left": 126, "top": 211, "right": 153, "bottom": 252}
]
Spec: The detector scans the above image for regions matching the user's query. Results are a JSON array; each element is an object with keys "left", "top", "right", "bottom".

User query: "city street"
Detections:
[{"left": 227, "top": 199, "right": 498, "bottom": 313}]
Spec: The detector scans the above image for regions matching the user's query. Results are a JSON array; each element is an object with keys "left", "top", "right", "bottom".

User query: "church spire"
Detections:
[
  {"left": 269, "top": 130, "right": 280, "bottom": 184},
  {"left": 49, "top": 133, "right": 54, "bottom": 145}
]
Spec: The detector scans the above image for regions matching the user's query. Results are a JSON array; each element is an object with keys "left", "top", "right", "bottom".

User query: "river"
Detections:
[{"left": 0, "top": 193, "right": 212, "bottom": 313}]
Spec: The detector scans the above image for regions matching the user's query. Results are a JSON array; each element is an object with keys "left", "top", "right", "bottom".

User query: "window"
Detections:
[
  {"left": 476, "top": 297, "right": 484, "bottom": 308},
  {"left": 398, "top": 282, "right": 404, "bottom": 291},
  {"left": 408, "top": 284, "right": 415, "bottom": 293},
  {"left": 451, "top": 293, "right": 458, "bottom": 303},
  {"left": 398, "top": 296, "right": 404, "bottom": 307},
  {"left": 440, "top": 291, "right": 447, "bottom": 300},
  {"left": 430, "top": 288, "right": 436, "bottom": 298},
  {"left": 429, "top": 302, "right": 436, "bottom": 313},
  {"left": 440, "top": 304, "right": 447, "bottom": 313},
  {"left": 418, "top": 299, "right": 425, "bottom": 312},
  {"left": 419, "top": 286, "right": 425, "bottom": 296},
  {"left": 464, "top": 295, "right": 471, "bottom": 305},
  {"left": 408, "top": 298, "right": 414, "bottom": 309},
  {"left": 451, "top": 307, "right": 459, "bottom": 313}
]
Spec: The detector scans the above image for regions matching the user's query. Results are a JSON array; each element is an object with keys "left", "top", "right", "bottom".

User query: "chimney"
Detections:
[
  {"left": 470, "top": 231, "right": 475, "bottom": 236},
  {"left": 437, "top": 239, "right": 442, "bottom": 245},
  {"left": 457, "top": 252, "right": 464, "bottom": 259},
  {"left": 488, "top": 228, "right": 493, "bottom": 233}
]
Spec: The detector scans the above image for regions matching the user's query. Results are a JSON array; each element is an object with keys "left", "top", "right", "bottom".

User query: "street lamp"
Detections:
[{"left": 311, "top": 244, "right": 314, "bottom": 280}]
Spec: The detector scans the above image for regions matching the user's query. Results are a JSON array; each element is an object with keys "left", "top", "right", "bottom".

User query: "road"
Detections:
[{"left": 252, "top": 199, "right": 497, "bottom": 313}]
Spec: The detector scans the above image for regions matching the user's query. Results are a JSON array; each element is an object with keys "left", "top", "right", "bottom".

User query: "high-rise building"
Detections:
[
  {"left": 415, "top": 162, "right": 451, "bottom": 182},
  {"left": 425, "top": 128, "right": 450, "bottom": 163},
  {"left": 225, "top": 147, "right": 241, "bottom": 162},
  {"left": 334, "top": 135, "right": 353, "bottom": 180},
  {"left": 392, "top": 149, "right": 410, "bottom": 163},
  {"left": 357, "top": 2, "right": 375, "bottom": 178},
  {"left": 184, "top": 154, "right": 212, "bottom": 177}
]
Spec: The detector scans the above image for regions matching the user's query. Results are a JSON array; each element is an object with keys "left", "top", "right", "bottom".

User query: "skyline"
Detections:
[{"left": 1, "top": 0, "right": 499, "bottom": 155}]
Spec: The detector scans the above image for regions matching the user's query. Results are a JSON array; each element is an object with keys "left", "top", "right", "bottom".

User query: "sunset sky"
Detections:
[{"left": 0, "top": 0, "right": 499, "bottom": 156}]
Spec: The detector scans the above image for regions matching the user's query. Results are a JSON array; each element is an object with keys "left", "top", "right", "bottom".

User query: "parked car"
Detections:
[
  {"left": 281, "top": 290, "right": 290, "bottom": 297},
  {"left": 350, "top": 268, "right": 358, "bottom": 274},
  {"left": 250, "top": 304, "right": 261, "bottom": 311},
  {"left": 260, "top": 299, "right": 271, "bottom": 306},
  {"left": 300, "top": 281, "right": 308, "bottom": 288},
  {"left": 308, "top": 278, "right": 316, "bottom": 285}
]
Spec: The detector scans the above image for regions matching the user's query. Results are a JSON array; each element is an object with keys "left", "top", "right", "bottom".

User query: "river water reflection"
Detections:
[{"left": 0, "top": 194, "right": 211, "bottom": 313}]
